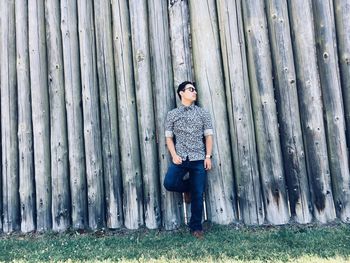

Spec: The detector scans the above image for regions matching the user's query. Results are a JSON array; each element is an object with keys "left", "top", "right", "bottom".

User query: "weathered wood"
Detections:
[
  {"left": 111, "top": 0, "right": 143, "bottom": 230},
  {"left": 334, "top": 0, "right": 350, "bottom": 148},
  {"left": 0, "top": 13, "right": 2, "bottom": 232},
  {"left": 93, "top": 0, "right": 123, "bottom": 229},
  {"left": 216, "top": 0, "right": 265, "bottom": 225},
  {"left": 0, "top": 145, "right": 1, "bottom": 232},
  {"left": 3, "top": 0, "right": 350, "bottom": 232},
  {"left": 265, "top": 0, "right": 312, "bottom": 223},
  {"left": 77, "top": 0, "right": 105, "bottom": 229},
  {"left": 129, "top": 0, "right": 160, "bottom": 229},
  {"left": 242, "top": 0, "right": 290, "bottom": 224},
  {"left": 15, "top": 0, "right": 35, "bottom": 233},
  {"left": 150, "top": 0, "right": 183, "bottom": 230},
  {"left": 168, "top": 0, "right": 194, "bottom": 105},
  {"left": 1, "top": 0, "right": 20, "bottom": 233},
  {"left": 189, "top": 0, "right": 238, "bottom": 224},
  {"left": 60, "top": 0, "right": 88, "bottom": 229},
  {"left": 287, "top": 0, "right": 336, "bottom": 223},
  {"left": 312, "top": 0, "right": 350, "bottom": 222},
  {"left": 168, "top": 0, "right": 195, "bottom": 225},
  {"left": 0, "top": 137, "right": 1, "bottom": 232},
  {"left": 28, "top": 0, "right": 52, "bottom": 231},
  {"left": 45, "top": 0, "right": 70, "bottom": 232}
]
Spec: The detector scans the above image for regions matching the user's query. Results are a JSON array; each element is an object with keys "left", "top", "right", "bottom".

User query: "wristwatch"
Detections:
[{"left": 205, "top": 155, "right": 212, "bottom": 159}]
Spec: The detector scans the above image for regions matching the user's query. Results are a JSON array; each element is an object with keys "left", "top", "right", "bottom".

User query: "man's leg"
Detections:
[
  {"left": 164, "top": 163, "right": 190, "bottom": 193},
  {"left": 188, "top": 160, "right": 206, "bottom": 231}
]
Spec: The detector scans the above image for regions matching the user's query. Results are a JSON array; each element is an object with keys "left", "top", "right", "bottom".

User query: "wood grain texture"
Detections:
[
  {"left": 265, "top": 0, "right": 312, "bottom": 223},
  {"left": 61, "top": 0, "right": 88, "bottom": 230},
  {"left": 189, "top": 0, "right": 238, "bottom": 224},
  {"left": 149, "top": 0, "right": 182, "bottom": 230},
  {"left": 242, "top": 0, "right": 289, "bottom": 224},
  {"left": 28, "top": 0, "right": 52, "bottom": 231},
  {"left": 1, "top": 0, "right": 20, "bottom": 233},
  {"left": 77, "top": 0, "right": 105, "bottom": 229},
  {"left": 217, "top": 0, "right": 264, "bottom": 225},
  {"left": 94, "top": 0, "right": 123, "bottom": 229},
  {"left": 15, "top": 0, "right": 35, "bottom": 233},
  {"left": 312, "top": 0, "right": 350, "bottom": 222},
  {"left": 334, "top": 0, "right": 350, "bottom": 149},
  {"left": 287, "top": 0, "right": 336, "bottom": 223},
  {"left": 45, "top": 0, "right": 70, "bottom": 231}
]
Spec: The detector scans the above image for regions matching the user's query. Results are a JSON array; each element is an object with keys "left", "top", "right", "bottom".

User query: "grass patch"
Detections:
[{"left": 1, "top": 222, "right": 350, "bottom": 262}]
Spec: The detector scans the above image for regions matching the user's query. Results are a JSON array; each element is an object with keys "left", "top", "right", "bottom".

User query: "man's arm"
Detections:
[
  {"left": 166, "top": 137, "right": 182, "bottom": 164},
  {"left": 204, "top": 135, "right": 213, "bottom": 170},
  {"left": 165, "top": 111, "right": 182, "bottom": 164}
]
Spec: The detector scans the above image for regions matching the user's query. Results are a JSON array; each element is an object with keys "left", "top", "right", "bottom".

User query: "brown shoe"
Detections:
[
  {"left": 184, "top": 192, "right": 191, "bottom": 204},
  {"left": 192, "top": 230, "right": 204, "bottom": 239}
]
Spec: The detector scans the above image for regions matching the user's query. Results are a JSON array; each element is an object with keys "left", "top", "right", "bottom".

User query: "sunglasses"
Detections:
[{"left": 183, "top": 87, "right": 197, "bottom": 92}]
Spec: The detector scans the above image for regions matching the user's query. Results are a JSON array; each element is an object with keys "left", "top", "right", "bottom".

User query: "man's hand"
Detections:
[
  {"left": 172, "top": 154, "right": 183, "bottom": 165},
  {"left": 204, "top": 158, "right": 212, "bottom": 170},
  {"left": 166, "top": 137, "right": 182, "bottom": 165}
]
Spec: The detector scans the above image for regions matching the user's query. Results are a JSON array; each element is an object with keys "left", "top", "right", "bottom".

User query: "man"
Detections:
[{"left": 164, "top": 81, "right": 213, "bottom": 239}]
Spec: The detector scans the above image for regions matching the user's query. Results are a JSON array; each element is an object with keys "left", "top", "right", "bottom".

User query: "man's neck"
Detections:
[{"left": 181, "top": 100, "right": 193, "bottom": 107}]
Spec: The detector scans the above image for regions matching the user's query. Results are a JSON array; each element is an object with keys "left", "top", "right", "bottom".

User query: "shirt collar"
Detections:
[{"left": 179, "top": 103, "right": 195, "bottom": 112}]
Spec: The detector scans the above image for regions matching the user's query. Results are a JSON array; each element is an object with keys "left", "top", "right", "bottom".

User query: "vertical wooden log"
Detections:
[
  {"left": 168, "top": 0, "right": 195, "bottom": 225},
  {"left": 77, "top": 0, "right": 105, "bottom": 229},
  {"left": 216, "top": 0, "right": 265, "bottom": 225},
  {"left": 0, "top": 131, "right": 1, "bottom": 232},
  {"left": 111, "top": 0, "right": 143, "bottom": 230},
  {"left": 149, "top": 0, "right": 181, "bottom": 230},
  {"left": 312, "top": 0, "right": 350, "bottom": 222},
  {"left": 129, "top": 0, "right": 159, "bottom": 229},
  {"left": 111, "top": 0, "right": 142, "bottom": 230},
  {"left": 287, "top": 0, "right": 336, "bottom": 223},
  {"left": 168, "top": 0, "right": 194, "bottom": 104},
  {"left": 1, "top": 0, "right": 20, "bottom": 232},
  {"left": 334, "top": 0, "right": 350, "bottom": 148},
  {"left": 0, "top": 13, "right": 2, "bottom": 232},
  {"left": 45, "top": 0, "right": 70, "bottom": 231},
  {"left": 61, "top": 0, "right": 88, "bottom": 229},
  {"left": 242, "top": 0, "right": 290, "bottom": 224},
  {"left": 94, "top": 0, "right": 123, "bottom": 228},
  {"left": 0, "top": 140, "right": 1, "bottom": 232},
  {"left": 28, "top": 0, "right": 52, "bottom": 231},
  {"left": 265, "top": 0, "right": 312, "bottom": 223},
  {"left": 16, "top": 0, "right": 36, "bottom": 233},
  {"left": 189, "top": 0, "right": 238, "bottom": 224}
]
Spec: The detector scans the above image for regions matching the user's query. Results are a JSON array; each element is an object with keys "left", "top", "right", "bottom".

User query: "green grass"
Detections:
[{"left": 1, "top": 222, "right": 350, "bottom": 262}]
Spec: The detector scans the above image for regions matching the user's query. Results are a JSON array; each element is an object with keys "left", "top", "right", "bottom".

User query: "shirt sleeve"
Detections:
[
  {"left": 203, "top": 110, "right": 214, "bottom": 136},
  {"left": 165, "top": 111, "right": 174, "bottom": 138}
]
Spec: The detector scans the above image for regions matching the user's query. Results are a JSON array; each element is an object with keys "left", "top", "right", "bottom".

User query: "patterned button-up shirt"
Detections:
[{"left": 165, "top": 104, "right": 213, "bottom": 161}]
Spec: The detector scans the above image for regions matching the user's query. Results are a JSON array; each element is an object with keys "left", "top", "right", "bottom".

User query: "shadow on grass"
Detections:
[{"left": 1, "top": 222, "right": 350, "bottom": 262}]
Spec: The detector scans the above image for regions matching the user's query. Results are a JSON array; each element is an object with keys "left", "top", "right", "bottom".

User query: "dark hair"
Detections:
[{"left": 177, "top": 81, "right": 196, "bottom": 100}]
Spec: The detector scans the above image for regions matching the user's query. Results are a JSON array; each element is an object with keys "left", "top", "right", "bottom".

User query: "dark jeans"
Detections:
[{"left": 163, "top": 159, "right": 207, "bottom": 231}]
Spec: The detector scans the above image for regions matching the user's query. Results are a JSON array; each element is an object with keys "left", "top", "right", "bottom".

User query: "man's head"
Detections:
[{"left": 177, "top": 81, "right": 197, "bottom": 103}]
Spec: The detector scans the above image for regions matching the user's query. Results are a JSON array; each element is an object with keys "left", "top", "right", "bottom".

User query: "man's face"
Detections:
[{"left": 181, "top": 84, "right": 197, "bottom": 102}]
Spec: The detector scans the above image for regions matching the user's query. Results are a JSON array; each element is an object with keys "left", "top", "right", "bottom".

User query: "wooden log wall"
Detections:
[
  {"left": 1, "top": 0, "right": 350, "bottom": 233},
  {"left": 242, "top": 0, "right": 290, "bottom": 225}
]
